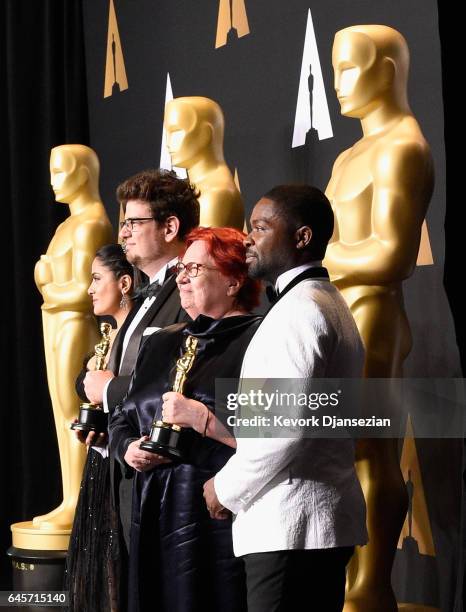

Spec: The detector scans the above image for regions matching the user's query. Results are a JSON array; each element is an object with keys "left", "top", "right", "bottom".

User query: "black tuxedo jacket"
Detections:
[
  {"left": 108, "top": 273, "right": 189, "bottom": 555},
  {"left": 106, "top": 274, "right": 189, "bottom": 411}
]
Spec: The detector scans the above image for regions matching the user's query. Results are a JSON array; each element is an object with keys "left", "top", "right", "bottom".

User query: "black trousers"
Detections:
[{"left": 243, "top": 547, "right": 354, "bottom": 612}]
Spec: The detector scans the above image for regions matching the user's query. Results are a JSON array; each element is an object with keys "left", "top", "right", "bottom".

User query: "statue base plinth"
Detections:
[
  {"left": 11, "top": 521, "right": 70, "bottom": 551},
  {"left": 6, "top": 546, "right": 67, "bottom": 607}
]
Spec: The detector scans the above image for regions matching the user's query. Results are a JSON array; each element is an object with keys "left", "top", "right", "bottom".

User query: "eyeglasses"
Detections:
[
  {"left": 119, "top": 217, "right": 154, "bottom": 231},
  {"left": 175, "top": 261, "right": 218, "bottom": 278}
]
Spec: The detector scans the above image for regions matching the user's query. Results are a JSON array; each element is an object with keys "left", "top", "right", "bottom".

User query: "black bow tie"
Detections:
[
  {"left": 134, "top": 280, "right": 162, "bottom": 300},
  {"left": 265, "top": 285, "right": 279, "bottom": 304}
]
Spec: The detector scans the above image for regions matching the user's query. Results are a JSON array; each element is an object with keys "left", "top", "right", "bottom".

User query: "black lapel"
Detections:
[
  {"left": 265, "top": 266, "right": 329, "bottom": 315},
  {"left": 118, "top": 275, "right": 178, "bottom": 375},
  {"left": 107, "top": 330, "right": 122, "bottom": 374},
  {"left": 145, "top": 274, "right": 178, "bottom": 320},
  {"left": 106, "top": 304, "right": 140, "bottom": 374}
]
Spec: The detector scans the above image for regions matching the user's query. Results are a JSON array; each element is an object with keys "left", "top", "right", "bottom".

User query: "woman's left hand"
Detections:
[{"left": 162, "top": 392, "right": 208, "bottom": 433}]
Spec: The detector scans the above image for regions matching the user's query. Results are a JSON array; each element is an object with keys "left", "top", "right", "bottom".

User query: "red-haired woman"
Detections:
[{"left": 109, "top": 227, "right": 262, "bottom": 612}]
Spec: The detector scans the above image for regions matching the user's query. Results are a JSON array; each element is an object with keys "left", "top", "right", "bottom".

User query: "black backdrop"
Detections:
[
  {"left": 0, "top": 0, "right": 89, "bottom": 588},
  {"left": 80, "top": 3, "right": 463, "bottom": 606},
  {"left": 82, "top": 0, "right": 459, "bottom": 379},
  {"left": 0, "top": 0, "right": 462, "bottom": 604}
]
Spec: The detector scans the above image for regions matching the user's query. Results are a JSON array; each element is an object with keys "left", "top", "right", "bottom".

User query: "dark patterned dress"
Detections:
[{"left": 64, "top": 356, "right": 122, "bottom": 612}]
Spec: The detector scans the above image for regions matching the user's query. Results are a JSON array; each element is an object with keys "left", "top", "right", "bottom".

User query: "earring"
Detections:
[{"left": 120, "top": 292, "right": 128, "bottom": 309}]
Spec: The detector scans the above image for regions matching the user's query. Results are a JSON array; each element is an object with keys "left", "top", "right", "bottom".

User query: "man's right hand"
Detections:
[
  {"left": 83, "top": 370, "right": 115, "bottom": 404},
  {"left": 124, "top": 436, "right": 171, "bottom": 472}
]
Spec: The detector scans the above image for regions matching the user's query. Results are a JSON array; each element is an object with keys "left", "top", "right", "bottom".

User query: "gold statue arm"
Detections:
[
  {"left": 326, "top": 150, "right": 350, "bottom": 248},
  {"left": 40, "top": 220, "right": 109, "bottom": 309},
  {"left": 34, "top": 255, "right": 53, "bottom": 289},
  {"left": 325, "top": 140, "right": 430, "bottom": 288}
]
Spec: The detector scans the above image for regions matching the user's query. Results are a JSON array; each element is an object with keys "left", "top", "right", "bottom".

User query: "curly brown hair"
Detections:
[{"left": 116, "top": 169, "right": 200, "bottom": 240}]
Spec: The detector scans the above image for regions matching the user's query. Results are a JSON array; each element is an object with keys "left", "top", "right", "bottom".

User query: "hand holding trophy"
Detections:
[
  {"left": 140, "top": 335, "right": 199, "bottom": 459},
  {"left": 71, "top": 321, "right": 112, "bottom": 434}
]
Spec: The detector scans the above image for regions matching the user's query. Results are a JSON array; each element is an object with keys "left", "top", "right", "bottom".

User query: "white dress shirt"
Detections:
[{"left": 118, "top": 257, "right": 179, "bottom": 369}]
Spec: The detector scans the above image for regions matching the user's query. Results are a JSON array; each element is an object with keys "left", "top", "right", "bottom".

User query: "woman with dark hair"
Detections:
[
  {"left": 109, "top": 227, "right": 263, "bottom": 612},
  {"left": 66, "top": 243, "right": 135, "bottom": 612}
]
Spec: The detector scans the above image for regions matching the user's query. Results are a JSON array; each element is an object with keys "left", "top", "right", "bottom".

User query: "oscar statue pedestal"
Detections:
[{"left": 8, "top": 522, "right": 69, "bottom": 604}]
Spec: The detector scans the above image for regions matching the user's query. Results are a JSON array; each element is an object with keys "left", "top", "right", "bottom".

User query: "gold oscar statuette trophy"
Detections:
[
  {"left": 140, "top": 335, "right": 199, "bottom": 459},
  {"left": 71, "top": 322, "right": 112, "bottom": 433}
]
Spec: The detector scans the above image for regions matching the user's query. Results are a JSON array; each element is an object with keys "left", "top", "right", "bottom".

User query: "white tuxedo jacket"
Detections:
[{"left": 214, "top": 278, "right": 368, "bottom": 557}]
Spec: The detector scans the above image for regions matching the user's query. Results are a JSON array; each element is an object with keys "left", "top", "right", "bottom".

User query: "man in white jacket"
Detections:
[{"left": 203, "top": 184, "right": 367, "bottom": 612}]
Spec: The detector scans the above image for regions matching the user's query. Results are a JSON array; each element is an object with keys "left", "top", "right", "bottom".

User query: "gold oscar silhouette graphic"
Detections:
[
  {"left": 416, "top": 221, "right": 434, "bottom": 266},
  {"left": 215, "top": 0, "right": 250, "bottom": 48},
  {"left": 104, "top": 0, "right": 128, "bottom": 98},
  {"left": 391, "top": 416, "right": 440, "bottom": 611},
  {"left": 398, "top": 417, "right": 435, "bottom": 556},
  {"left": 324, "top": 25, "right": 434, "bottom": 612}
]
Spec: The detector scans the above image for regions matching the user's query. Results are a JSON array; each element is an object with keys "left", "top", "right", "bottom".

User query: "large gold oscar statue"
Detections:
[
  {"left": 11, "top": 145, "right": 113, "bottom": 549},
  {"left": 324, "top": 25, "right": 434, "bottom": 611},
  {"left": 164, "top": 96, "right": 244, "bottom": 229}
]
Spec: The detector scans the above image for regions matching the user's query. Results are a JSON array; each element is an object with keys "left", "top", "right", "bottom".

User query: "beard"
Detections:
[
  {"left": 247, "top": 258, "right": 266, "bottom": 280},
  {"left": 126, "top": 251, "right": 145, "bottom": 269},
  {"left": 247, "top": 252, "right": 293, "bottom": 284}
]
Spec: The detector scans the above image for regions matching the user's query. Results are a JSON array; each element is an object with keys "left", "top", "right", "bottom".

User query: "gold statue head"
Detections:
[
  {"left": 164, "top": 96, "right": 225, "bottom": 168},
  {"left": 50, "top": 144, "right": 101, "bottom": 203},
  {"left": 332, "top": 25, "right": 410, "bottom": 118}
]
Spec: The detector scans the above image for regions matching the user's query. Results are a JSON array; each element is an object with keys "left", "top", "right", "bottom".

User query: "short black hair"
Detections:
[
  {"left": 263, "top": 184, "right": 334, "bottom": 260},
  {"left": 116, "top": 169, "right": 200, "bottom": 240}
]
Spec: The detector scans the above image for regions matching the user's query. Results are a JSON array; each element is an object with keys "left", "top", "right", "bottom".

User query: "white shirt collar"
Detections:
[
  {"left": 149, "top": 256, "right": 179, "bottom": 285},
  {"left": 118, "top": 256, "right": 180, "bottom": 371},
  {"left": 275, "top": 261, "right": 323, "bottom": 294}
]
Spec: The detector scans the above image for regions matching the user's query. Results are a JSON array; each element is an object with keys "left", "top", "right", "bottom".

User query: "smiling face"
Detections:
[
  {"left": 244, "top": 198, "right": 297, "bottom": 284},
  {"left": 332, "top": 30, "right": 388, "bottom": 118},
  {"left": 88, "top": 257, "right": 124, "bottom": 318},
  {"left": 176, "top": 240, "right": 238, "bottom": 319}
]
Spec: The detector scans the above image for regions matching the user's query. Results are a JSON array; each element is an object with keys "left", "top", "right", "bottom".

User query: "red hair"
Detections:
[{"left": 184, "top": 227, "right": 262, "bottom": 312}]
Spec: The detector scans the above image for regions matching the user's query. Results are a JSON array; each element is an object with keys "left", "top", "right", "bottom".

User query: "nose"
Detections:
[
  {"left": 334, "top": 73, "right": 339, "bottom": 94},
  {"left": 243, "top": 232, "right": 254, "bottom": 247},
  {"left": 88, "top": 283, "right": 94, "bottom": 296},
  {"left": 176, "top": 268, "right": 189, "bottom": 285},
  {"left": 119, "top": 223, "right": 131, "bottom": 239}
]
